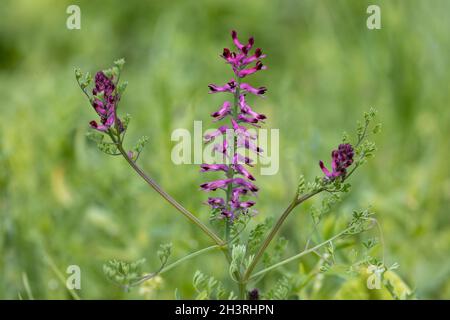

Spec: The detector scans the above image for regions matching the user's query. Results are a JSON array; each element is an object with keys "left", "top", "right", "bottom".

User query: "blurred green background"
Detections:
[{"left": 1, "top": 0, "right": 449, "bottom": 299}]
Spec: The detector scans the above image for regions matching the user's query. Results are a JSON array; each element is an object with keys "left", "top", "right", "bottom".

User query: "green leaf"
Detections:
[
  {"left": 86, "top": 131, "right": 104, "bottom": 144},
  {"left": 192, "top": 270, "right": 235, "bottom": 300},
  {"left": 74, "top": 68, "right": 82, "bottom": 81},
  {"left": 97, "top": 141, "right": 119, "bottom": 155},
  {"left": 264, "top": 276, "right": 291, "bottom": 300},
  {"left": 297, "top": 175, "right": 305, "bottom": 194},
  {"left": 157, "top": 243, "right": 172, "bottom": 266},
  {"left": 114, "top": 58, "right": 126, "bottom": 70},
  {"left": 174, "top": 288, "right": 182, "bottom": 300},
  {"left": 103, "top": 258, "right": 146, "bottom": 288},
  {"left": 373, "top": 123, "right": 382, "bottom": 134},
  {"left": 132, "top": 136, "right": 150, "bottom": 155},
  {"left": 122, "top": 113, "right": 131, "bottom": 129},
  {"left": 342, "top": 131, "right": 350, "bottom": 143},
  {"left": 263, "top": 237, "right": 288, "bottom": 267},
  {"left": 247, "top": 217, "right": 273, "bottom": 254},
  {"left": 229, "top": 245, "right": 246, "bottom": 280},
  {"left": 117, "top": 81, "right": 128, "bottom": 95}
]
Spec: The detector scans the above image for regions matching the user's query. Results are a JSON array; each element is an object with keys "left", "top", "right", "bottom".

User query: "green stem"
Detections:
[
  {"left": 243, "top": 189, "right": 323, "bottom": 281},
  {"left": 161, "top": 245, "right": 219, "bottom": 274},
  {"left": 114, "top": 141, "right": 225, "bottom": 247},
  {"left": 249, "top": 227, "right": 351, "bottom": 280},
  {"left": 372, "top": 218, "right": 385, "bottom": 264},
  {"left": 225, "top": 220, "right": 231, "bottom": 243},
  {"left": 132, "top": 245, "right": 220, "bottom": 286},
  {"left": 45, "top": 254, "right": 81, "bottom": 300},
  {"left": 238, "top": 282, "right": 247, "bottom": 300}
]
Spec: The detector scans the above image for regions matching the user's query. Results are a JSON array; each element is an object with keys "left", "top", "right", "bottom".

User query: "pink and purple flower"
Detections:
[
  {"left": 201, "top": 30, "right": 267, "bottom": 220},
  {"left": 89, "top": 71, "right": 122, "bottom": 132},
  {"left": 319, "top": 143, "right": 354, "bottom": 179}
]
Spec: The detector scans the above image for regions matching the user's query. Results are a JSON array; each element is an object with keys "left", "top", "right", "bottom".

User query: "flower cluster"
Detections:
[
  {"left": 200, "top": 30, "right": 267, "bottom": 220},
  {"left": 319, "top": 143, "right": 354, "bottom": 179},
  {"left": 89, "top": 71, "right": 122, "bottom": 132},
  {"left": 248, "top": 288, "right": 260, "bottom": 300}
]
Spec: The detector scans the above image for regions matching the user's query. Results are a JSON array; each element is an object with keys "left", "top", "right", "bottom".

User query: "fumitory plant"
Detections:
[{"left": 75, "top": 30, "right": 406, "bottom": 300}]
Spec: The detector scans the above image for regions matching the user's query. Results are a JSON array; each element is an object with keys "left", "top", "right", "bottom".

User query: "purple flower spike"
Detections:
[
  {"left": 89, "top": 71, "right": 121, "bottom": 132},
  {"left": 201, "top": 30, "right": 267, "bottom": 221},
  {"left": 319, "top": 143, "right": 354, "bottom": 179},
  {"left": 93, "top": 71, "right": 115, "bottom": 96}
]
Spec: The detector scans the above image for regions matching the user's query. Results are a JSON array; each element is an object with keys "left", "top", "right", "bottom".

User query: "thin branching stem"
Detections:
[
  {"left": 249, "top": 226, "right": 352, "bottom": 280},
  {"left": 117, "top": 144, "right": 225, "bottom": 247},
  {"left": 243, "top": 188, "right": 324, "bottom": 281},
  {"left": 107, "top": 130, "right": 225, "bottom": 247},
  {"left": 131, "top": 245, "right": 220, "bottom": 286},
  {"left": 243, "top": 159, "right": 363, "bottom": 282}
]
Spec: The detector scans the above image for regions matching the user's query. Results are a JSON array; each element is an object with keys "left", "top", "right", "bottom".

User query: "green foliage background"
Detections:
[{"left": 0, "top": 0, "right": 449, "bottom": 299}]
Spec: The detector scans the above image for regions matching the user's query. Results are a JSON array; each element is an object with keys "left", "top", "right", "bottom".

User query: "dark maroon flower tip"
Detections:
[
  {"left": 248, "top": 37, "right": 254, "bottom": 46},
  {"left": 227, "top": 80, "right": 236, "bottom": 89},
  {"left": 319, "top": 160, "right": 325, "bottom": 169},
  {"left": 207, "top": 84, "right": 217, "bottom": 92},
  {"left": 258, "top": 86, "right": 267, "bottom": 95},
  {"left": 231, "top": 30, "right": 237, "bottom": 39},
  {"left": 256, "top": 61, "right": 264, "bottom": 70},
  {"left": 222, "top": 48, "right": 231, "bottom": 58},
  {"left": 255, "top": 48, "right": 262, "bottom": 57},
  {"left": 242, "top": 46, "right": 249, "bottom": 55},
  {"left": 248, "top": 289, "right": 259, "bottom": 300},
  {"left": 89, "top": 120, "right": 98, "bottom": 128}
]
